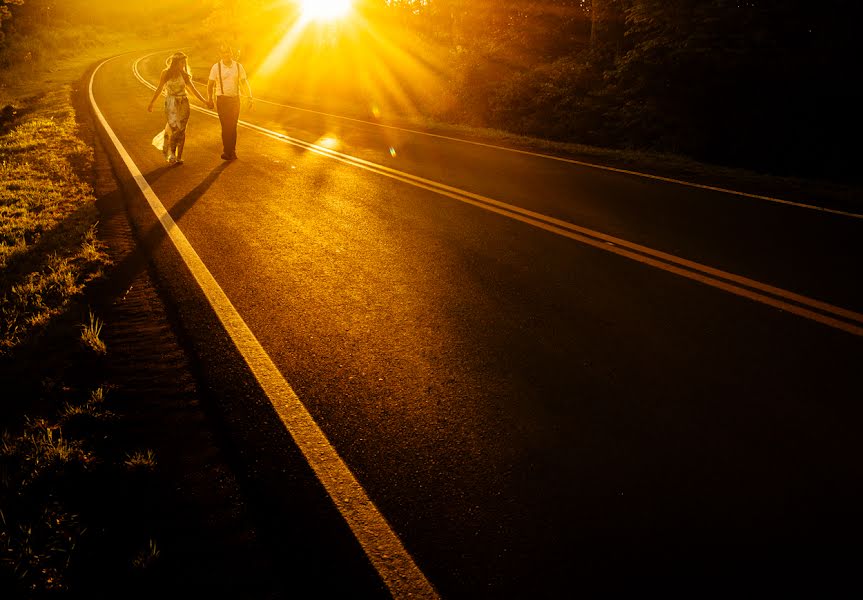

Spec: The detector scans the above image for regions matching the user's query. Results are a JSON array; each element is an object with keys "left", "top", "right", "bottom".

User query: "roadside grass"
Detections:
[
  {"left": 1, "top": 27, "right": 177, "bottom": 596},
  {"left": 124, "top": 450, "right": 157, "bottom": 472},
  {"left": 1, "top": 18, "right": 857, "bottom": 596},
  {"left": 0, "top": 94, "right": 109, "bottom": 353},
  {"left": 79, "top": 310, "right": 106, "bottom": 355}
]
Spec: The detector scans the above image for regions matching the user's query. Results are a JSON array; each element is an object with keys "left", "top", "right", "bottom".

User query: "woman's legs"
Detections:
[
  {"left": 162, "top": 124, "right": 172, "bottom": 161},
  {"left": 175, "top": 129, "right": 186, "bottom": 163},
  {"left": 174, "top": 100, "right": 190, "bottom": 164},
  {"left": 164, "top": 98, "right": 190, "bottom": 163},
  {"left": 166, "top": 127, "right": 177, "bottom": 162}
]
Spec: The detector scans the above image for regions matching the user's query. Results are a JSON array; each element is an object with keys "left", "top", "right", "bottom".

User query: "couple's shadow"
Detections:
[
  {"left": 147, "top": 160, "right": 232, "bottom": 224},
  {"left": 95, "top": 160, "right": 232, "bottom": 304}
]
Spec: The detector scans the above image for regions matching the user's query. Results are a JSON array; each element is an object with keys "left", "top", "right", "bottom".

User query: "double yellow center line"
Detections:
[
  {"left": 239, "top": 121, "right": 863, "bottom": 338},
  {"left": 133, "top": 50, "right": 862, "bottom": 340}
]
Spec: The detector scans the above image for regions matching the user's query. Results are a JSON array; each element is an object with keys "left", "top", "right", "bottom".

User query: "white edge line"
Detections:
[
  {"left": 133, "top": 52, "right": 863, "bottom": 334},
  {"left": 137, "top": 51, "right": 862, "bottom": 220},
  {"left": 94, "top": 54, "right": 439, "bottom": 600},
  {"left": 290, "top": 105, "right": 863, "bottom": 220},
  {"left": 135, "top": 52, "right": 863, "bottom": 335},
  {"left": 257, "top": 101, "right": 863, "bottom": 220},
  {"left": 229, "top": 118, "right": 863, "bottom": 334},
  {"left": 247, "top": 96, "right": 863, "bottom": 219},
  {"left": 133, "top": 52, "right": 863, "bottom": 219}
]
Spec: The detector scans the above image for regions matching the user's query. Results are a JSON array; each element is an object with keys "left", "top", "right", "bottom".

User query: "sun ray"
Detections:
[
  {"left": 256, "top": 16, "right": 308, "bottom": 81},
  {"left": 299, "top": 0, "right": 353, "bottom": 24},
  {"left": 253, "top": 1, "right": 452, "bottom": 126}
]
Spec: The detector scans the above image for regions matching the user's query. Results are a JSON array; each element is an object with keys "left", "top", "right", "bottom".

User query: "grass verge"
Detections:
[
  {"left": 0, "top": 88, "right": 108, "bottom": 353},
  {"left": 0, "top": 28, "right": 176, "bottom": 597}
]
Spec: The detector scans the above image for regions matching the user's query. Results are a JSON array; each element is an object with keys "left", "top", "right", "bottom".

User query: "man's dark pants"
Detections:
[{"left": 216, "top": 95, "right": 240, "bottom": 157}]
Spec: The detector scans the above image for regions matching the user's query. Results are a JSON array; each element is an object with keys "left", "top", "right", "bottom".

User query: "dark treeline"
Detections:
[
  {"left": 369, "top": 0, "right": 859, "bottom": 181},
  {"left": 2, "top": 0, "right": 859, "bottom": 181}
]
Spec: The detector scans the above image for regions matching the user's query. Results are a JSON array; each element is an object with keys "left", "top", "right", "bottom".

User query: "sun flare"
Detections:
[{"left": 299, "top": 0, "right": 353, "bottom": 23}]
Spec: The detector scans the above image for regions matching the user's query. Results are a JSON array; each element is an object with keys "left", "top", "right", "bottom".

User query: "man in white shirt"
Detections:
[{"left": 207, "top": 46, "right": 253, "bottom": 160}]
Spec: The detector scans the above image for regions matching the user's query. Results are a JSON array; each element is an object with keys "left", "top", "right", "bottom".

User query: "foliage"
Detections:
[
  {"left": 0, "top": 419, "right": 90, "bottom": 594},
  {"left": 80, "top": 311, "right": 106, "bottom": 355},
  {"left": 0, "top": 403, "right": 160, "bottom": 595},
  {"left": 603, "top": 0, "right": 860, "bottom": 176},
  {"left": 3, "top": 0, "right": 860, "bottom": 178},
  {"left": 373, "top": 0, "right": 860, "bottom": 179},
  {"left": 486, "top": 53, "right": 608, "bottom": 142},
  {"left": 0, "top": 1, "right": 23, "bottom": 48}
]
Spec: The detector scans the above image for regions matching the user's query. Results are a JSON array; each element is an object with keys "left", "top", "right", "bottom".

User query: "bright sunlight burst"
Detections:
[{"left": 299, "top": 0, "right": 353, "bottom": 23}]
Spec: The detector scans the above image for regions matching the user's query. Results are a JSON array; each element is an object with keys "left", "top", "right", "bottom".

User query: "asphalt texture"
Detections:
[
  {"left": 72, "top": 67, "right": 393, "bottom": 599},
  {"left": 90, "top": 50, "right": 862, "bottom": 598}
]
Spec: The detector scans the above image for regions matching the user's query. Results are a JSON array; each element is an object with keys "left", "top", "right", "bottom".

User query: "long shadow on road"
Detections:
[
  {"left": 102, "top": 161, "right": 230, "bottom": 302},
  {"left": 100, "top": 154, "right": 389, "bottom": 597}
]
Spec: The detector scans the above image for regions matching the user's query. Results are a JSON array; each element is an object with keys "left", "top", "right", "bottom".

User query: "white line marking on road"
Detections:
[
  {"left": 134, "top": 51, "right": 862, "bottom": 220},
  {"left": 239, "top": 120, "right": 863, "bottom": 337},
  {"left": 94, "top": 54, "right": 439, "bottom": 600},
  {"left": 132, "top": 52, "right": 863, "bottom": 337},
  {"left": 254, "top": 103, "right": 863, "bottom": 219}
]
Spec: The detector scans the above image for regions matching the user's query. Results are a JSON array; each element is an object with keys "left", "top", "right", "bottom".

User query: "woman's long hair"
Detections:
[{"left": 166, "top": 52, "right": 192, "bottom": 84}]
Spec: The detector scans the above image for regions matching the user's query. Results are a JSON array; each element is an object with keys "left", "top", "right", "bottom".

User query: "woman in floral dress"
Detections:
[{"left": 147, "top": 51, "right": 212, "bottom": 164}]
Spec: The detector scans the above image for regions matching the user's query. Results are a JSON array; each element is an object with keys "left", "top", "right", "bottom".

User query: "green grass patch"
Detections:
[
  {"left": 0, "top": 89, "right": 109, "bottom": 355},
  {"left": 79, "top": 310, "right": 106, "bottom": 355},
  {"left": 1, "top": 401, "right": 161, "bottom": 596},
  {"left": 0, "top": 418, "right": 91, "bottom": 593},
  {"left": 0, "top": 24, "right": 178, "bottom": 357},
  {"left": 1, "top": 24, "right": 182, "bottom": 596},
  {"left": 124, "top": 450, "right": 157, "bottom": 472}
]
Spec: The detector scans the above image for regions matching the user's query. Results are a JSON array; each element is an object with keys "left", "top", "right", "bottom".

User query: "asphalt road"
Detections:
[{"left": 91, "top": 50, "right": 862, "bottom": 598}]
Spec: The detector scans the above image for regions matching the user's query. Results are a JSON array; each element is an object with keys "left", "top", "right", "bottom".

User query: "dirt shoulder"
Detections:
[
  {"left": 73, "top": 71, "right": 282, "bottom": 598},
  {"left": 0, "top": 70, "right": 281, "bottom": 598}
]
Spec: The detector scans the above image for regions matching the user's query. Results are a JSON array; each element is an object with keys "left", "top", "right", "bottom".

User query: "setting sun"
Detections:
[{"left": 299, "top": 0, "right": 353, "bottom": 23}]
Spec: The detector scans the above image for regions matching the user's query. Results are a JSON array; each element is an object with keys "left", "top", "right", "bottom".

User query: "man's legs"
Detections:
[{"left": 217, "top": 96, "right": 240, "bottom": 158}]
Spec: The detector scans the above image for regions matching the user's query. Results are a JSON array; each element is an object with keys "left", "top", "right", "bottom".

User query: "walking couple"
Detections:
[{"left": 147, "top": 47, "right": 253, "bottom": 165}]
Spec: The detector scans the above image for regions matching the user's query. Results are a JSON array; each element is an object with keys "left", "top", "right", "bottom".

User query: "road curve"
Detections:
[{"left": 91, "top": 50, "right": 862, "bottom": 598}]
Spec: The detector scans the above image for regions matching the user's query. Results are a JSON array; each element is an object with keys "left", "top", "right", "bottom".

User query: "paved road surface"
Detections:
[{"left": 90, "top": 50, "right": 862, "bottom": 598}]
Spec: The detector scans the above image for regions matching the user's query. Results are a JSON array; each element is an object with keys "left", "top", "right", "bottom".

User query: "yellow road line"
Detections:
[
  {"left": 95, "top": 54, "right": 439, "bottom": 600},
  {"left": 134, "top": 51, "right": 863, "bottom": 336},
  {"left": 135, "top": 51, "right": 862, "bottom": 220},
  {"left": 239, "top": 121, "right": 863, "bottom": 338},
  {"left": 133, "top": 51, "right": 863, "bottom": 337}
]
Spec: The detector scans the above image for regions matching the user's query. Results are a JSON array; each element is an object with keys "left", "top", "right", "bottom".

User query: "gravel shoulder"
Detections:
[{"left": 72, "top": 71, "right": 284, "bottom": 599}]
